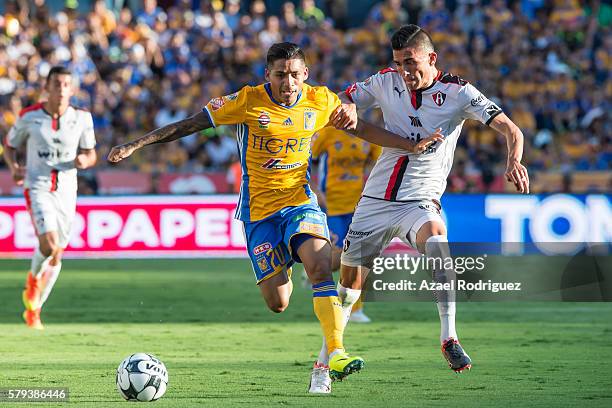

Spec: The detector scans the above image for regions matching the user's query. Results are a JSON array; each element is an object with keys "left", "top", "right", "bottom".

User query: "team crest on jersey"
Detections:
[
  {"left": 282, "top": 117, "right": 293, "bottom": 126},
  {"left": 258, "top": 111, "right": 271, "bottom": 128},
  {"left": 304, "top": 110, "right": 316, "bottom": 130},
  {"left": 432, "top": 91, "right": 446, "bottom": 107}
]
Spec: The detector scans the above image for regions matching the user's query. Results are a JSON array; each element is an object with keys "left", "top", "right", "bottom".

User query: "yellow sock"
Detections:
[
  {"left": 352, "top": 296, "right": 363, "bottom": 313},
  {"left": 312, "top": 280, "right": 344, "bottom": 354}
]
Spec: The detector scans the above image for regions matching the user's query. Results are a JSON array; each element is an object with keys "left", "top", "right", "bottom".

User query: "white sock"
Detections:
[
  {"left": 317, "top": 284, "right": 361, "bottom": 365},
  {"left": 39, "top": 262, "right": 61, "bottom": 306},
  {"left": 425, "top": 235, "right": 458, "bottom": 344},
  {"left": 31, "top": 248, "right": 50, "bottom": 278}
]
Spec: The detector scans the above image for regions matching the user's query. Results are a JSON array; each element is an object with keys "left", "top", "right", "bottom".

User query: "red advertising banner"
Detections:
[{"left": 0, "top": 195, "right": 248, "bottom": 258}]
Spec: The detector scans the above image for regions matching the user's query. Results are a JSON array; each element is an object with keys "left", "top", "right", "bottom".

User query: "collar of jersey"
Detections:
[{"left": 264, "top": 83, "right": 302, "bottom": 109}]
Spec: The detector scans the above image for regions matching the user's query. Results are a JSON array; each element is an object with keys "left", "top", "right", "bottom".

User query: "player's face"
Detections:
[
  {"left": 392, "top": 46, "right": 437, "bottom": 91},
  {"left": 45, "top": 73, "right": 74, "bottom": 106},
  {"left": 265, "top": 58, "right": 308, "bottom": 106}
]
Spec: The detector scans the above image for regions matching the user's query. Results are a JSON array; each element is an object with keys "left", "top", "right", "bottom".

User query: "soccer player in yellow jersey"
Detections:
[
  {"left": 108, "top": 42, "right": 441, "bottom": 392},
  {"left": 311, "top": 126, "right": 381, "bottom": 323}
]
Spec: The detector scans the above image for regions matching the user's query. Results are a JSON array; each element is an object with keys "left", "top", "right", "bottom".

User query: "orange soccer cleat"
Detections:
[
  {"left": 22, "top": 271, "right": 41, "bottom": 311},
  {"left": 23, "top": 308, "right": 44, "bottom": 330}
]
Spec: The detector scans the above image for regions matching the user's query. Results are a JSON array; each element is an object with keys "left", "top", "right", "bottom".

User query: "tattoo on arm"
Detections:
[{"left": 138, "top": 111, "right": 213, "bottom": 147}]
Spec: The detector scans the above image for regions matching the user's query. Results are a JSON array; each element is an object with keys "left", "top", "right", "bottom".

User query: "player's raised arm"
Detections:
[
  {"left": 345, "top": 119, "right": 444, "bottom": 154},
  {"left": 489, "top": 113, "right": 529, "bottom": 194},
  {"left": 107, "top": 111, "right": 213, "bottom": 163}
]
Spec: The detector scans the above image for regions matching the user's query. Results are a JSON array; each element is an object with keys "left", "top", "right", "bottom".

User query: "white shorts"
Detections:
[
  {"left": 341, "top": 196, "right": 444, "bottom": 268},
  {"left": 25, "top": 188, "right": 77, "bottom": 248}
]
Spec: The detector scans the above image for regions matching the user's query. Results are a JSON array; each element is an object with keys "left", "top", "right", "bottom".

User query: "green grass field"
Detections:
[{"left": 1, "top": 259, "right": 611, "bottom": 407}]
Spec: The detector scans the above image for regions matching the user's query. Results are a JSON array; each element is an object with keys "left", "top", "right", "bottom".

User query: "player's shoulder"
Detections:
[
  {"left": 368, "top": 67, "right": 403, "bottom": 89},
  {"left": 18, "top": 102, "right": 45, "bottom": 119},
  {"left": 437, "top": 72, "right": 469, "bottom": 88}
]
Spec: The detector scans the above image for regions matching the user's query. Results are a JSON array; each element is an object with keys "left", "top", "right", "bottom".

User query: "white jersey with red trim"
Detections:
[
  {"left": 345, "top": 69, "right": 502, "bottom": 201},
  {"left": 5, "top": 103, "right": 96, "bottom": 191}
]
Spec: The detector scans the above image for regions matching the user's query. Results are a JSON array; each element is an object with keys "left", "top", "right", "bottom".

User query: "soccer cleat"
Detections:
[
  {"left": 329, "top": 352, "right": 364, "bottom": 381},
  {"left": 441, "top": 338, "right": 472, "bottom": 372},
  {"left": 308, "top": 362, "right": 332, "bottom": 394},
  {"left": 22, "top": 271, "right": 41, "bottom": 311},
  {"left": 349, "top": 309, "right": 371, "bottom": 323},
  {"left": 23, "top": 308, "right": 44, "bottom": 330}
]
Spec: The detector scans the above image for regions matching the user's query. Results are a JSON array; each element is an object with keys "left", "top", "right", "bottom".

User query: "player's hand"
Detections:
[
  {"left": 505, "top": 159, "right": 529, "bottom": 194},
  {"left": 75, "top": 154, "right": 88, "bottom": 169},
  {"left": 10, "top": 164, "right": 24, "bottom": 186},
  {"left": 107, "top": 143, "right": 137, "bottom": 163},
  {"left": 413, "top": 128, "right": 445, "bottom": 153},
  {"left": 330, "top": 103, "right": 358, "bottom": 130}
]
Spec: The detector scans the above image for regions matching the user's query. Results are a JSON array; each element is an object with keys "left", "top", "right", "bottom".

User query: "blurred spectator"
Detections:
[{"left": 0, "top": 0, "right": 608, "bottom": 196}]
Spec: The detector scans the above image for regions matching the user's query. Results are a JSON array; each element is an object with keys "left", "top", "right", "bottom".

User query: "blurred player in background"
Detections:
[
  {"left": 2, "top": 66, "right": 97, "bottom": 329},
  {"left": 310, "top": 126, "right": 381, "bottom": 324},
  {"left": 323, "top": 24, "right": 530, "bottom": 377},
  {"left": 108, "top": 42, "right": 441, "bottom": 392}
]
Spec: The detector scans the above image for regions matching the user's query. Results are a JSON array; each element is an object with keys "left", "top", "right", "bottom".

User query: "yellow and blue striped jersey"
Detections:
[
  {"left": 204, "top": 83, "right": 341, "bottom": 222},
  {"left": 312, "top": 127, "right": 381, "bottom": 216}
]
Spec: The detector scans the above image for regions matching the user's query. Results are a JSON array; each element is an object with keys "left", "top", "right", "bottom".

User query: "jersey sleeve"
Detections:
[
  {"left": 79, "top": 112, "right": 97, "bottom": 149},
  {"left": 343, "top": 72, "right": 385, "bottom": 110},
  {"left": 203, "top": 87, "right": 249, "bottom": 127},
  {"left": 5, "top": 117, "right": 28, "bottom": 148},
  {"left": 458, "top": 83, "right": 503, "bottom": 126}
]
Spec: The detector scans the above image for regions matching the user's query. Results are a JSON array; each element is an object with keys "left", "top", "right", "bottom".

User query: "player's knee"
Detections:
[
  {"left": 266, "top": 298, "right": 289, "bottom": 313},
  {"left": 39, "top": 239, "right": 57, "bottom": 257}
]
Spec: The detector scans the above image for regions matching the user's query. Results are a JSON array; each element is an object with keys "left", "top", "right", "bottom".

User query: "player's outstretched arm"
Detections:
[
  {"left": 347, "top": 121, "right": 444, "bottom": 154},
  {"left": 489, "top": 113, "right": 529, "bottom": 194},
  {"left": 107, "top": 111, "right": 213, "bottom": 163}
]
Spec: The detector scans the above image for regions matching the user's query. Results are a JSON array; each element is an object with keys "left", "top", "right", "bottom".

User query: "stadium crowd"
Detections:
[{"left": 0, "top": 0, "right": 609, "bottom": 194}]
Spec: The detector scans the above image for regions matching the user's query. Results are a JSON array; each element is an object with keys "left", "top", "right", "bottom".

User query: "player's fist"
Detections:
[
  {"left": 10, "top": 164, "right": 24, "bottom": 186},
  {"left": 107, "top": 143, "right": 136, "bottom": 163},
  {"left": 413, "top": 128, "right": 444, "bottom": 153},
  {"left": 505, "top": 159, "right": 529, "bottom": 194},
  {"left": 330, "top": 103, "right": 358, "bottom": 130}
]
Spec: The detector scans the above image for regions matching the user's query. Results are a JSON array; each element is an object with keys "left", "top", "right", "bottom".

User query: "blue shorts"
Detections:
[
  {"left": 243, "top": 204, "right": 331, "bottom": 284},
  {"left": 327, "top": 213, "right": 354, "bottom": 249}
]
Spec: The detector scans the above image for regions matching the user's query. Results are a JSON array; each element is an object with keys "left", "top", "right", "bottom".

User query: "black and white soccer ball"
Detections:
[{"left": 116, "top": 353, "right": 168, "bottom": 402}]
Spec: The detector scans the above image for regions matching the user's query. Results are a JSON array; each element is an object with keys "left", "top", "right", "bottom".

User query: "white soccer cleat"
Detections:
[
  {"left": 308, "top": 362, "right": 331, "bottom": 394},
  {"left": 349, "top": 309, "right": 371, "bottom": 323}
]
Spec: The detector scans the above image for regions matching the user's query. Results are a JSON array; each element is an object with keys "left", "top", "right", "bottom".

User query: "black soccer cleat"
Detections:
[{"left": 441, "top": 338, "right": 472, "bottom": 373}]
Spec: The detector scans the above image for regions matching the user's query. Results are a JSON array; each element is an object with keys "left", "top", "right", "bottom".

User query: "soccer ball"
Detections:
[{"left": 116, "top": 353, "right": 168, "bottom": 402}]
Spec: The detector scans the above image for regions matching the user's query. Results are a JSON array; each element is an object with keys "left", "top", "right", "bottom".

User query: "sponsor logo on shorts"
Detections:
[
  {"left": 343, "top": 239, "right": 351, "bottom": 252},
  {"left": 253, "top": 242, "right": 272, "bottom": 255},
  {"left": 419, "top": 204, "right": 440, "bottom": 214},
  {"left": 299, "top": 221, "right": 325, "bottom": 235},
  {"left": 348, "top": 228, "right": 372, "bottom": 237}
]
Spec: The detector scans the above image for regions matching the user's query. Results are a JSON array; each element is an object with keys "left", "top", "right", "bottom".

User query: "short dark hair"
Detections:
[
  {"left": 391, "top": 25, "right": 435, "bottom": 52},
  {"left": 46, "top": 65, "right": 72, "bottom": 83},
  {"left": 266, "top": 42, "right": 306, "bottom": 67}
]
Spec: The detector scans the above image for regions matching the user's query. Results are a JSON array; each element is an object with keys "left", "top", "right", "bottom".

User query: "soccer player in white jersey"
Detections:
[
  {"left": 2, "top": 66, "right": 97, "bottom": 329},
  {"left": 309, "top": 24, "right": 530, "bottom": 391}
]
